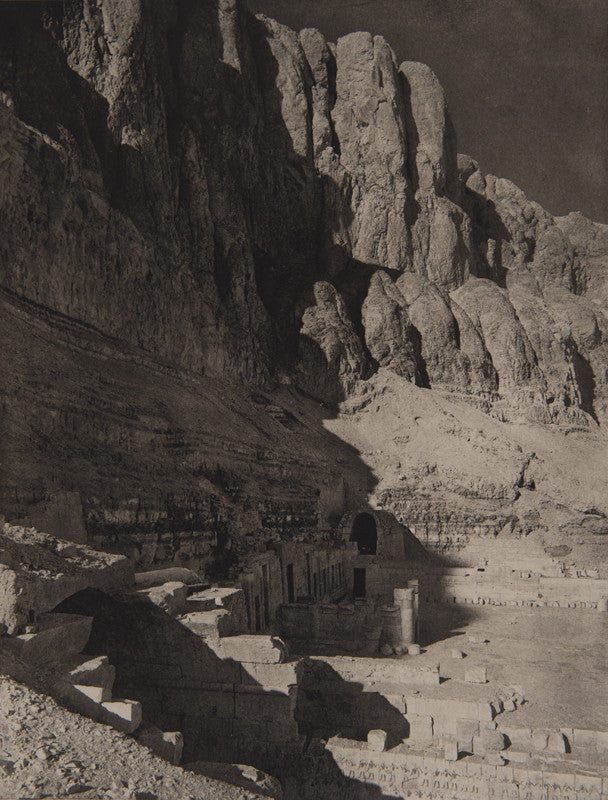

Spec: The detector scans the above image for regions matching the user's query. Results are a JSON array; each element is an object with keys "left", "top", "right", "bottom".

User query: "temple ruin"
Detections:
[
  {"left": 0, "top": 0, "right": 606, "bottom": 796},
  {"left": 1, "top": 510, "right": 607, "bottom": 798}
]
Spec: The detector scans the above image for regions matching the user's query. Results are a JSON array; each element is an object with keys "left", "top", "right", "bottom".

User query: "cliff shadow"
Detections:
[{"left": 53, "top": 587, "right": 406, "bottom": 799}]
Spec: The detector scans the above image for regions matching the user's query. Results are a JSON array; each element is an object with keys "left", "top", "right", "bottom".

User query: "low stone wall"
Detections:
[
  {"left": 430, "top": 571, "right": 608, "bottom": 609},
  {"left": 279, "top": 585, "right": 418, "bottom": 654},
  {"left": 372, "top": 562, "right": 608, "bottom": 610},
  {"left": 502, "top": 725, "right": 608, "bottom": 758},
  {"left": 279, "top": 601, "right": 384, "bottom": 653},
  {"left": 325, "top": 737, "right": 608, "bottom": 800}
]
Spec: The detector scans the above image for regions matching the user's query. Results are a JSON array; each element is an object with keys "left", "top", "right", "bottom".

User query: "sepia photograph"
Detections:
[{"left": 0, "top": 0, "right": 606, "bottom": 798}]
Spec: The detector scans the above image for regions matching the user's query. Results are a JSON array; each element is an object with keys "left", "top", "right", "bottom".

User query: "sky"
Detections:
[{"left": 248, "top": 0, "right": 608, "bottom": 224}]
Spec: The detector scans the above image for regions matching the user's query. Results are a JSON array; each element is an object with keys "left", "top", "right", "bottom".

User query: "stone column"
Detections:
[
  {"left": 379, "top": 604, "right": 402, "bottom": 648},
  {"left": 408, "top": 579, "right": 420, "bottom": 640},
  {"left": 394, "top": 587, "right": 416, "bottom": 645}
]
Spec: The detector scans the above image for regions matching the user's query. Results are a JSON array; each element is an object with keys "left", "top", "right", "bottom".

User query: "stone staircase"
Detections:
[
  {"left": 61, "top": 653, "right": 143, "bottom": 734},
  {"left": 3, "top": 611, "right": 183, "bottom": 763}
]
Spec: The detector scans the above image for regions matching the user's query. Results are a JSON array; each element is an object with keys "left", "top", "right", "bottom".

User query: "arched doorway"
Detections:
[{"left": 350, "top": 513, "right": 377, "bottom": 555}]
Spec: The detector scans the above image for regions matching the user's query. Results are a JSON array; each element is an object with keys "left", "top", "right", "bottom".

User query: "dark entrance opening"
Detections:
[
  {"left": 353, "top": 567, "right": 366, "bottom": 598},
  {"left": 286, "top": 563, "right": 295, "bottom": 603},
  {"left": 351, "top": 513, "right": 377, "bottom": 555}
]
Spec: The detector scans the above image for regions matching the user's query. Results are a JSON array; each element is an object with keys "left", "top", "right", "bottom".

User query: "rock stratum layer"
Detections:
[{"left": 0, "top": 0, "right": 606, "bottom": 568}]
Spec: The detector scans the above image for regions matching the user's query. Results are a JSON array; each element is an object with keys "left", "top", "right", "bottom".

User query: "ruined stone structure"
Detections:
[{"left": 0, "top": 0, "right": 606, "bottom": 797}]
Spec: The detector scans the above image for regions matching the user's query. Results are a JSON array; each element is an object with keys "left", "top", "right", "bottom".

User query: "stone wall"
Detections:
[
  {"left": 280, "top": 600, "right": 384, "bottom": 653},
  {"left": 417, "top": 567, "right": 608, "bottom": 610},
  {"left": 324, "top": 737, "right": 607, "bottom": 800},
  {"left": 350, "top": 560, "right": 608, "bottom": 610}
]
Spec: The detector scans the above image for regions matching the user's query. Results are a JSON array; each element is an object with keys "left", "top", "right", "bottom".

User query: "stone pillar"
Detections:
[
  {"left": 394, "top": 587, "right": 416, "bottom": 645},
  {"left": 379, "top": 604, "right": 402, "bottom": 648},
  {"left": 408, "top": 579, "right": 420, "bottom": 614},
  {"left": 408, "top": 579, "right": 420, "bottom": 640}
]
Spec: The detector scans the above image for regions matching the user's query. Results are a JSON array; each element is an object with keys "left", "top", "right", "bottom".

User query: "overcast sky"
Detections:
[{"left": 248, "top": 0, "right": 608, "bottom": 224}]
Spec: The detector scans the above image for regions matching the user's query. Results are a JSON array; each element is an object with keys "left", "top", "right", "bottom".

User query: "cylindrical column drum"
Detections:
[
  {"left": 394, "top": 587, "right": 416, "bottom": 644},
  {"left": 379, "top": 604, "right": 402, "bottom": 648}
]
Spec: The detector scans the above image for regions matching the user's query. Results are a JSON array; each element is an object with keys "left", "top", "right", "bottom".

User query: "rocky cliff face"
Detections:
[{"left": 0, "top": 0, "right": 606, "bottom": 566}]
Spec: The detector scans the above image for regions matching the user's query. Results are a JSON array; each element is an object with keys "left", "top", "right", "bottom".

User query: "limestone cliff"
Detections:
[{"left": 0, "top": 0, "right": 606, "bottom": 566}]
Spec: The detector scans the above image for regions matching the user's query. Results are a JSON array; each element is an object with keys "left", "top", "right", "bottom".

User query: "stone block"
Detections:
[
  {"left": 501, "top": 726, "right": 532, "bottom": 748},
  {"left": 202, "top": 588, "right": 249, "bottom": 634},
  {"left": 135, "top": 568, "right": 203, "bottom": 589},
  {"left": 443, "top": 735, "right": 459, "bottom": 761},
  {"left": 546, "top": 731, "right": 567, "bottom": 755},
  {"left": 100, "top": 699, "right": 142, "bottom": 733},
  {"left": 490, "top": 698, "right": 503, "bottom": 716},
  {"left": 137, "top": 582, "right": 188, "bottom": 616},
  {"left": 480, "top": 729, "right": 507, "bottom": 752},
  {"left": 378, "top": 691, "right": 406, "bottom": 714},
  {"left": 506, "top": 748, "right": 530, "bottom": 763},
  {"left": 465, "top": 665, "right": 487, "bottom": 683},
  {"left": 65, "top": 655, "right": 115, "bottom": 694},
  {"left": 213, "top": 635, "right": 287, "bottom": 664},
  {"left": 239, "top": 662, "right": 297, "bottom": 693},
  {"left": 476, "top": 701, "right": 494, "bottom": 722},
  {"left": 184, "top": 594, "right": 217, "bottom": 612},
  {"left": 234, "top": 688, "right": 294, "bottom": 721},
  {"left": 367, "top": 729, "right": 388, "bottom": 752},
  {"left": 5, "top": 613, "right": 92, "bottom": 665},
  {"left": 456, "top": 719, "right": 479, "bottom": 753},
  {"left": 450, "top": 648, "right": 465, "bottom": 659},
  {"left": 531, "top": 730, "right": 549, "bottom": 751},
  {"left": 136, "top": 723, "right": 184, "bottom": 765},
  {"left": 407, "top": 643, "right": 421, "bottom": 655},
  {"left": 408, "top": 714, "right": 433, "bottom": 744},
  {"left": 72, "top": 684, "right": 111, "bottom": 704},
  {"left": 179, "top": 609, "right": 232, "bottom": 639},
  {"left": 572, "top": 728, "right": 598, "bottom": 748}
]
